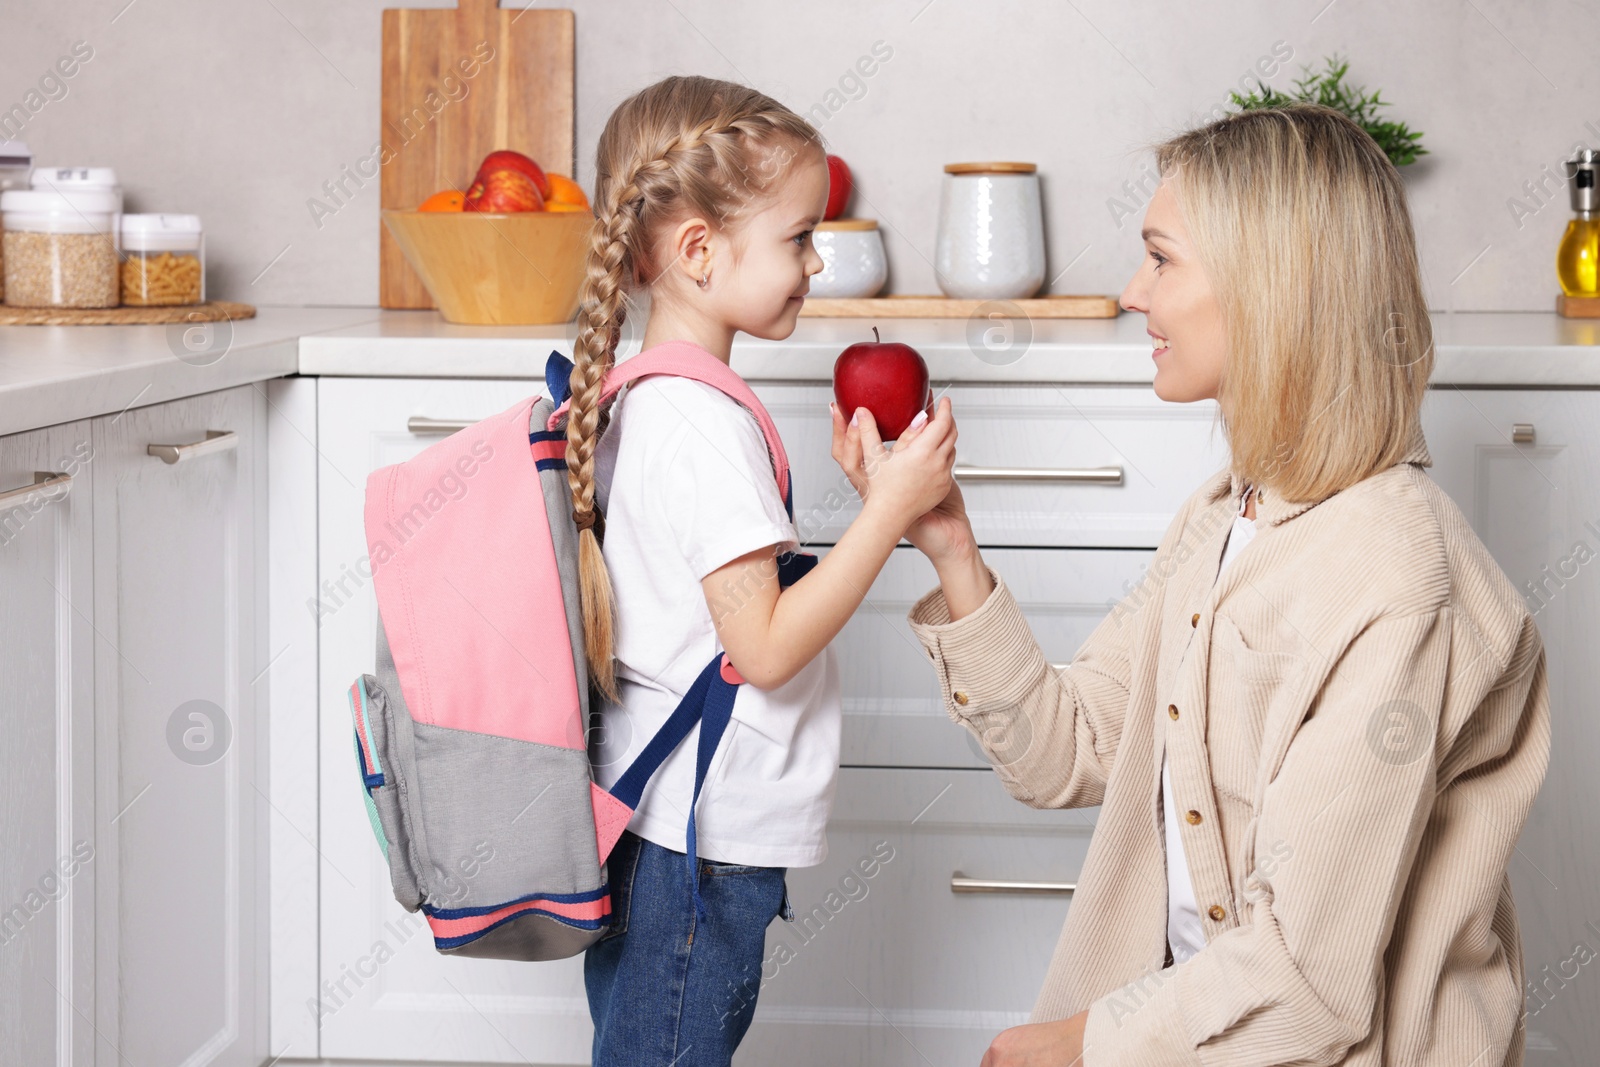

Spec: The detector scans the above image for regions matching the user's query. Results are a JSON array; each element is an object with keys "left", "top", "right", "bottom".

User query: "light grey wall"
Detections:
[{"left": 1, "top": 0, "right": 1592, "bottom": 310}]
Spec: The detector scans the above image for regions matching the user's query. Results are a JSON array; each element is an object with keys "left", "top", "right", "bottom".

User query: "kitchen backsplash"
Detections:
[{"left": 2, "top": 0, "right": 1592, "bottom": 311}]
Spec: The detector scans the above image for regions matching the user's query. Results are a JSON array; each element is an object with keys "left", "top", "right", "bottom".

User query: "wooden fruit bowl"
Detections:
[{"left": 381, "top": 210, "right": 592, "bottom": 325}]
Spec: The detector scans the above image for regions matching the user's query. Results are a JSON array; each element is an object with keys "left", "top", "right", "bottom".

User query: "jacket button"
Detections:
[
  {"left": 1191, "top": 613, "right": 1199, "bottom": 627},
  {"left": 1185, "top": 809, "right": 1202, "bottom": 825},
  {"left": 1208, "top": 904, "right": 1226, "bottom": 921},
  {"left": 953, "top": 691, "right": 969, "bottom": 705},
  {"left": 1168, "top": 704, "right": 1179, "bottom": 720}
]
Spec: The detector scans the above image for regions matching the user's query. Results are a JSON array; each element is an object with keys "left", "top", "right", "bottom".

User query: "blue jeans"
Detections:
[{"left": 584, "top": 830, "right": 793, "bottom": 1067}]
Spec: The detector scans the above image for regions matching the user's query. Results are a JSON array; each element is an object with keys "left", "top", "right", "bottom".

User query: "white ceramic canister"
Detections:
[
  {"left": 934, "top": 161, "right": 1045, "bottom": 300},
  {"left": 810, "top": 219, "right": 887, "bottom": 298}
]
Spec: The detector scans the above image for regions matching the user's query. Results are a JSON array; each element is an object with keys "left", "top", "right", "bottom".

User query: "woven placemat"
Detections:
[{"left": 0, "top": 300, "right": 257, "bottom": 326}]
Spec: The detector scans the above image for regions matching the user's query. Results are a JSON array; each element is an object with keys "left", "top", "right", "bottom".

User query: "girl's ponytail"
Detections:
[
  {"left": 564, "top": 75, "right": 823, "bottom": 706},
  {"left": 565, "top": 188, "right": 634, "bottom": 705}
]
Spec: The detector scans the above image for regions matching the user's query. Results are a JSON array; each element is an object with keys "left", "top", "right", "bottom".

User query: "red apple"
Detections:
[
  {"left": 824, "top": 155, "right": 853, "bottom": 221},
  {"left": 463, "top": 167, "right": 546, "bottom": 213},
  {"left": 476, "top": 149, "right": 550, "bottom": 199},
  {"left": 833, "top": 327, "right": 933, "bottom": 441}
]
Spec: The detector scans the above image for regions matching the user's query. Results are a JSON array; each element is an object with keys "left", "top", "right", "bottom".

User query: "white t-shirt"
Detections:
[
  {"left": 1164, "top": 488, "right": 1256, "bottom": 963},
  {"left": 588, "top": 370, "right": 842, "bottom": 869}
]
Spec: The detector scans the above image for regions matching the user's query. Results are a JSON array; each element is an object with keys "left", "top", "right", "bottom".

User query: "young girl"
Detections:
[{"left": 564, "top": 75, "right": 957, "bottom": 1067}]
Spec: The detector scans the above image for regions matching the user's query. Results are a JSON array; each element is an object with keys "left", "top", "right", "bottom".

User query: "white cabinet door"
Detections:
[
  {"left": 0, "top": 421, "right": 96, "bottom": 1067},
  {"left": 741, "top": 767, "right": 1092, "bottom": 1067},
  {"left": 89, "top": 385, "right": 267, "bottom": 1067},
  {"left": 316, "top": 377, "right": 597, "bottom": 1064},
  {"left": 754, "top": 383, "right": 1226, "bottom": 547},
  {"left": 1421, "top": 388, "right": 1600, "bottom": 1066},
  {"left": 820, "top": 545, "right": 1152, "bottom": 768}
]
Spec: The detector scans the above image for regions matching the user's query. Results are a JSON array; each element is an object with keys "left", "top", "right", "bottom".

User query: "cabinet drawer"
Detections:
[
  {"left": 744, "top": 767, "right": 1091, "bottom": 1067},
  {"left": 753, "top": 382, "right": 1226, "bottom": 547},
  {"left": 820, "top": 545, "right": 1151, "bottom": 769}
]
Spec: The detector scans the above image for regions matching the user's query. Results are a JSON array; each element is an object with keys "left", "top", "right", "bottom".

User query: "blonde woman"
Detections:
[{"left": 835, "top": 103, "right": 1550, "bottom": 1066}]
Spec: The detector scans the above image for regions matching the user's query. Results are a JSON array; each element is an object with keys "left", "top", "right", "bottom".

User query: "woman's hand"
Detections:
[
  {"left": 832, "top": 396, "right": 992, "bottom": 617},
  {"left": 830, "top": 397, "right": 955, "bottom": 531},
  {"left": 832, "top": 396, "right": 979, "bottom": 559},
  {"left": 901, "top": 478, "right": 976, "bottom": 567},
  {"left": 980, "top": 1012, "right": 1088, "bottom": 1067}
]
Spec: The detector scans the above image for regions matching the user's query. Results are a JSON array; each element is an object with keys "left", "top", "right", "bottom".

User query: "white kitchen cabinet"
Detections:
[
  {"left": 820, "top": 544, "right": 1151, "bottom": 769},
  {"left": 314, "top": 377, "right": 595, "bottom": 1064},
  {"left": 1420, "top": 389, "right": 1600, "bottom": 1066},
  {"left": 90, "top": 385, "right": 268, "bottom": 1067},
  {"left": 741, "top": 767, "right": 1091, "bottom": 1067},
  {"left": 756, "top": 383, "right": 1227, "bottom": 547},
  {"left": 0, "top": 420, "right": 97, "bottom": 1067}
]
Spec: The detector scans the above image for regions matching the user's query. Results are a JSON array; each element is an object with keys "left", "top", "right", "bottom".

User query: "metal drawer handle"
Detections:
[
  {"left": 147, "top": 430, "right": 237, "bottom": 465},
  {"left": 953, "top": 463, "right": 1123, "bottom": 485},
  {"left": 951, "top": 872, "right": 1075, "bottom": 896},
  {"left": 407, "top": 417, "right": 475, "bottom": 435},
  {"left": 1512, "top": 423, "right": 1535, "bottom": 444},
  {"left": 0, "top": 471, "right": 73, "bottom": 508}
]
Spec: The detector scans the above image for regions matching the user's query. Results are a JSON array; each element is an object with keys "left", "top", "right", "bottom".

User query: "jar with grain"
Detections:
[
  {"left": 0, "top": 189, "right": 121, "bottom": 308},
  {"left": 0, "top": 141, "right": 34, "bottom": 305},
  {"left": 120, "top": 214, "right": 204, "bottom": 306}
]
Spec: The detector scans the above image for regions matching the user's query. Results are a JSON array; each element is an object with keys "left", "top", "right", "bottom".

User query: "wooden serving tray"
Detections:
[
  {"left": 1557, "top": 293, "right": 1600, "bottom": 318},
  {"left": 0, "top": 301, "right": 256, "bottom": 326},
  {"left": 800, "top": 294, "right": 1119, "bottom": 318}
]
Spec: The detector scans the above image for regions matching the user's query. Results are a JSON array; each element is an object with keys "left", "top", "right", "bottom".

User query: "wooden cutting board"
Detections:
[{"left": 379, "top": 2, "right": 574, "bottom": 309}]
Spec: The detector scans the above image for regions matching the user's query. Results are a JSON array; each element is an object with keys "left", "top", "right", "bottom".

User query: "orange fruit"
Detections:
[
  {"left": 544, "top": 202, "right": 589, "bottom": 213},
  {"left": 418, "top": 190, "right": 465, "bottom": 212},
  {"left": 546, "top": 173, "right": 590, "bottom": 209}
]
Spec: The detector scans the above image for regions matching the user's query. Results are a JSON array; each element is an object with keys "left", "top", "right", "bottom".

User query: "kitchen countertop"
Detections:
[
  {"left": 0, "top": 306, "right": 378, "bottom": 438},
  {"left": 4, "top": 307, "right": 1600, "bottom": 438}
]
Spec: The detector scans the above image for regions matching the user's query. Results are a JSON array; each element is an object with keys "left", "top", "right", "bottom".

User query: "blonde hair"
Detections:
[
  {"left": 1150, "top": 102, "right": 1433, "bottom": 502},
  {"left": 565, "top": 75, "right": 821, "bottom": 703}
]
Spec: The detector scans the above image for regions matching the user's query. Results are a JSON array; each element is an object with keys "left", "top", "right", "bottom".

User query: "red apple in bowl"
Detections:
[
  {"left": 463, "top": 167, "right": 546, "bottom": 213},
  {"left": 476, "top": 149, "right": 550, "bottom": 199},
  {"left": 834, "top": 327, "right": 932, "bottom": 441},
  {"left": 824, "top": 155, "right": 853, "bottom": 221}
]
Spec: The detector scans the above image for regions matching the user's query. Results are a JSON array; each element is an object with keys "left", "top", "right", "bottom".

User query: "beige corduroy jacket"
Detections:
[{"left": 906, "top": 427, "right": 1549, "bottom": 1066}]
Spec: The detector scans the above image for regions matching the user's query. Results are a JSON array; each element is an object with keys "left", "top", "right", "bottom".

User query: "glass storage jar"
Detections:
[
  {"left": 120, "top": 214, "right": 204, "bottom": 306},
  {"left": 0, "top": 141, "right": 32, "bottom": 304},
  {"left": 0, "top": 189, "right": 121, "bottom": 308}
]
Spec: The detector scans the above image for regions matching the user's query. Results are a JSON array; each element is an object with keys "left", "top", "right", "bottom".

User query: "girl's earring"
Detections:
[{"left": 697, "top": 270, "right": 709, "bottom": 289}]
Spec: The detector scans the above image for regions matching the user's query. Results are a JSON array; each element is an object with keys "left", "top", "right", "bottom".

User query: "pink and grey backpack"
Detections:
[{"left": 346, "top": 341, "right": 815, "bottom": 961}]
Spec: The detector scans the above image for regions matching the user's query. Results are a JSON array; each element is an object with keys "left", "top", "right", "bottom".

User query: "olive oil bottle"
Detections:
[{"left": 1558, "top": 149, "right": 1600, "bottom": 296}]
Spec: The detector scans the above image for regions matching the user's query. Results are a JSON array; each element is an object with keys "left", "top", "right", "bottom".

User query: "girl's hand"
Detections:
[{"left": 838, "top": 398, "right": 972, "bottom": 566}]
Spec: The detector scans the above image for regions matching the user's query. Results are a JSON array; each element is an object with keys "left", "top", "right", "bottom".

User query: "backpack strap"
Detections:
[
  {"left": 601, "top": 653, "right": 737, "bottom": 922},
  {"left": 544, "top": 342, "right": 793, "bottom": 507}
]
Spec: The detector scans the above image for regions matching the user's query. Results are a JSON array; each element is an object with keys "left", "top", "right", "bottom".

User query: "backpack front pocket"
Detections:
[{"left": 348, "top": 673, "right": 424, "bottom": 911}]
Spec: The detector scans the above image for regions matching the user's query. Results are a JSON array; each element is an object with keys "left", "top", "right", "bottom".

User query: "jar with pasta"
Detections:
[
  {"left": 1, "top": 188, "right": 121, "bottom": 308},
  {"left": 120, "top": 214, "right": 204, "bottom": 306}
]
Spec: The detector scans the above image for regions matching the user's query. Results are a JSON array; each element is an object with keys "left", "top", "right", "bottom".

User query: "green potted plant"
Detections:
[{"left": 1229, "top": 54, "right": 1427, "bottom": 167}]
